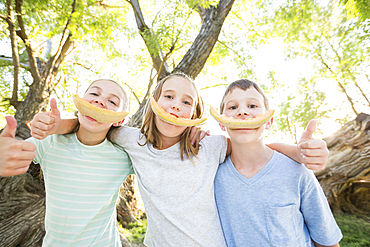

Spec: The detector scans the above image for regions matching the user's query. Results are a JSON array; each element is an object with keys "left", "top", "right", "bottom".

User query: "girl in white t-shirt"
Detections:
[{"left": 25, "top": 73, "right": 329, "bottom": 247}]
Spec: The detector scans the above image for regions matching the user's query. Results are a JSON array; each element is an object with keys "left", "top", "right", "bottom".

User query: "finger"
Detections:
[
  {"left": 199, "top": 130, "right": 210, "bottom": 142},
  {"left": 199, "top": 131, "right": 206, "bottom": 141},
  {"left": 189, "top": 127, "right": 199, "bottom": 145},
  {"left": 305, "top": 163, "right": 325, "bottom": 171},
  {"left": 300, "top": 147, "right": 329, "bottom": 158},
  {"left": 33, "top": 113, "right": 55, "bottom": 125},
  {"left": 35, "top": 121, "right": 56, "bottom": 132},
  {"left": 50, "top": 98, "right": 60, "bottom": 117},
  {"left": 21, "top": 141, "right": 37, "bottom": 152},
  {"left": 299, "top": 139, "right": 328, "bottom": 150},
  {"left": 6, "top": 164, "right": 31, "bottom": 176},
  {"left": 301, "top": 155, "right": 327, "bottom": 165},
  {"left": 299, "top": 119, "right": 317, "bottom": 144},
  {"left": 31, "top": 130, "right": 49, "bottom": 140},
  {"left": 1, "top": 116, "right": 17, "bottom": 138}
]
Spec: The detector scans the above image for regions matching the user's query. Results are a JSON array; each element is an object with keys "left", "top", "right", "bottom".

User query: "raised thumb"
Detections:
[
  {"left": 1, "top": 116, "right": 17, "bottom": 138},
  {"left": 50, "top": 98, "right": 60, "bottom": 117},
  {"left": 299, "top": 119, "right": 317, "bottom": 144}
]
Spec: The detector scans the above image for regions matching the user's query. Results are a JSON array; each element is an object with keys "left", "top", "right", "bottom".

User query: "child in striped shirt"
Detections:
[{"left": 0, "top": 79, "right": 134, "bottom": 246}]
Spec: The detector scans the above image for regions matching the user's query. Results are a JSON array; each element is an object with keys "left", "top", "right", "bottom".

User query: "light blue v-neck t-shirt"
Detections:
[{"left": 214, "top": 151, "right": 342, "bottom": 247}]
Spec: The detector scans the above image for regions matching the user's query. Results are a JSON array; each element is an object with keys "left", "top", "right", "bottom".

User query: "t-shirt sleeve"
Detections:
[
  {"left": 26, "top": 136, "right": 53, "bottom": 165},
  {"left": 108, "top": 126, "right": 141, "bottom": 150},
  {"left": 112, "top": 143, "right": 135, "bottom": 175},
  {"left": 201, "top": 135, "right": 228, "bottom": 164},
  {"left": 300, "top": 170, "right": 343, "bottom": 245}
]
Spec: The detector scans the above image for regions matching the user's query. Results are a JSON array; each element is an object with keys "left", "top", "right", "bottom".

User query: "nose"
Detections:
[
  {"left": 171, "top": 103, "right": 180, "bottom": 111},
  {"left": 93, "top": 99, "right": 106, "bottom": 108},
  {"left": 237, "top": 111, "right": 250, "bottom": 117}
]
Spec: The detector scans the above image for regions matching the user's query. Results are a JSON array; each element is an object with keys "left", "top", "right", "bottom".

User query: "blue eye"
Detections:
[
  {"left": 165, "top": 95, "right": 173, "bottom": 99},
  {"left": 229, "top": 105, "right": 237, "bottom": 110},
  {"left": 249, "top": 104, "right": 257, "bottom": 108}
]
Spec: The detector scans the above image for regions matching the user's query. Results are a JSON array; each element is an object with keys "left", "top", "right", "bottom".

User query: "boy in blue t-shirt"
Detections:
[{"left": 214, "top": 79, "right": 342, "bottom": 247}]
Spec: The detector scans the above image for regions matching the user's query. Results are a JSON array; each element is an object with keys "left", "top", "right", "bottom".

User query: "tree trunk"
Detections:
[
  {"left": 0, "top": 163, "right": 45, "bottom": 246},
  {"left": 316, "top": 113, "right": 370, "bottom": 214}
]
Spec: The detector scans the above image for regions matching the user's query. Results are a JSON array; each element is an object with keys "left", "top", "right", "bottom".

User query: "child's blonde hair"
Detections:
[
  {"left": 140, "top": 72, "right": 204, "bottom": 161},
  {"left": 220, "top": 79, "right": 269, "bottom": 114}
]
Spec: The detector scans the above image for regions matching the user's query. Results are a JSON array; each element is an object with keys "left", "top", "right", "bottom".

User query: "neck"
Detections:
[
  {"left": 230, "top": 139, "right": 273, "bottom": 178},
  {"left": 157, "top": 134, "right": 181, "bottom": 150},
  {"left": 76, "top": 127, "right": 109, "bottom": 146}
]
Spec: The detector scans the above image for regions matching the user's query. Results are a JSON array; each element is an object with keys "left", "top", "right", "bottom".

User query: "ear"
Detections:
[
  {"left": 219, "top": 123, "right": 226, "bottom": 131},
  {"left": 113, "top": 118, "right": 125, "bottom": 127},
  {"left": 264, "top": 117, "right": 274, "bottom": 130}
]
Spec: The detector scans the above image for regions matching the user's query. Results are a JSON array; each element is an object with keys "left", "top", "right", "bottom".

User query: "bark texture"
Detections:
[
  {"left": 0, "top": 163, "right": 45, "bottom": 246},
  {"left": 316, "top": 113, "right": 370, "bottom": 214}
]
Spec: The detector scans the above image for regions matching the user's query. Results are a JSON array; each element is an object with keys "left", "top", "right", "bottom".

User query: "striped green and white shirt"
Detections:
[{"left": 27, "top": 133, "right": 133, "bottom": 247}]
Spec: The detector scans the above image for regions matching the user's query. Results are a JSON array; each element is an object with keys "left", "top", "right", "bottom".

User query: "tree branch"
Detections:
[
  {"left": 6, "top": 0, "right": 21, "bottom": 108},
  {"left": 15, "top": 0, "right": 41, "bottom": 82},
  {"left": 323, "top": 33, "right": 370, "bottom": 107},
  {"left": 0, "top": 13, "right": 7, "bottom": 21},
  {"left": 0, "top": 56, "right": 30, "bottom": 70},
  {"left": 46, "top": 0, "right": 77, "bottom": 79},
  {"left": 127, "top": 0, "right": 169, "bottom": 79},
  {"left": 318, "top": 52, "right": 358, "bottom": 115},
  {"left": 175, "top": 0, "right": 235, "bottom": 79}
]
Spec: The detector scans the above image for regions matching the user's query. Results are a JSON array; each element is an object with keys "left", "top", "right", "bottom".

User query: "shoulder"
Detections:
[
  {"left": 26, "top": 134, "right": 65, "bottom": 146},
  {"left": 200, "top": 134, "right": 227, "bottom": 148},
  {"left": 111, "top": 142, "right": 129, "bottom": 157},
  {"left": 272, "top": 151, "right": 315, "bottom": 181},
  {"left": 108, "top": 126, "right": 141, "bottom": 146},
  {"left": 274, "top": 151, "right": 306, "bottom": 170}
]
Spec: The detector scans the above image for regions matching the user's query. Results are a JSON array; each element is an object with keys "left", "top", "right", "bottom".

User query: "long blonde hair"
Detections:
[{"left": 140, "top": 72, "right": 204, "bottom": 161}]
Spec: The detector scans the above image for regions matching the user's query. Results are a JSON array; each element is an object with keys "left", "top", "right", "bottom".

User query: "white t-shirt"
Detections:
[{"left": 109, "top": 126, "right": 228, "bottom": 247}]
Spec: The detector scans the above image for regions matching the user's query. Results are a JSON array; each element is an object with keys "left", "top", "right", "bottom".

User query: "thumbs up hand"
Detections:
[
  {"left": 0, "top": 116, "right": 37, "bottom": 177},
  {"left": 30, "top": 98, "right": 61, "bottom": 140},
  {"left": 298, "top": 120, "right": 329, "bottom": 171}
]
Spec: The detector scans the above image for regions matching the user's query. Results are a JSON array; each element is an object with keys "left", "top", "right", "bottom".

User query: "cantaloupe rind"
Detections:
[
  {"left": 73, "top": 95, "right": 129, "bottom": 124},
  {"left": 149, "top": 95, "right": 207, "bottom": 127},
  {"left": 210, "top": 107, "right": 274, "bottom": 129}
]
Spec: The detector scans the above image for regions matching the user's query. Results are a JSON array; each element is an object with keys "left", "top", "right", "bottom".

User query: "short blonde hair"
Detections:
[{"left": 140, "top": 72, "right": 204, "bottom": 161}]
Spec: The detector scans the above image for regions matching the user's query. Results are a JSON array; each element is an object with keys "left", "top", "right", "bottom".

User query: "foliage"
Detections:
[
  {"left": 335, "top": 213, "right": 370, "bottom": 246},
  {"left": 340, "top": 0, "right": 370, "bottom": 21},
  {"left": 272, "top": 78, "right": 329, "bottom": 143},
  {"left": 0, "top": 0, "right": 131, "bottom": 116},
  {"left": 260, "top": 0, "right": 370, "bottom": 118},
  {"left": 118, "top": 218, "right": 147, "bottom": 243}
]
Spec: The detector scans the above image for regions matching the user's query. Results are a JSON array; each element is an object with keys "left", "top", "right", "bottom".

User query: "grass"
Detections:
[
  {"left": 119, "top": 213, "right": 370, "bottom": 246},
  {"left": 335, "top": 213, "right": 370, "bottom": 247}
]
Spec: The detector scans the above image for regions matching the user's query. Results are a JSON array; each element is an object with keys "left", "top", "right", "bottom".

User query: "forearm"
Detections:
[
  {"left": 55, "top": 118, "right": 79, "bottom": 134},
  {"left": 313, "top": 240, "right": 339, "bottom": 247},
  {"left": 266, "top": 142, "right": 301, "bottom": 163}
]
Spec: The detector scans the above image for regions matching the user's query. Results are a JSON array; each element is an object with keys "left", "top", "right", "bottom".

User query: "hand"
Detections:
[
  {"left": 30, "top": 98, "right": 61, "bottom": 140},
  {"left": 189, "top": 126, "right": 210, "bottom": 146},
  {"left": 0, "top": 116, "right": 36, "bottom": 177},
  {"left": 298, "top": 119, "right": 329, "bottom": 171}
]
